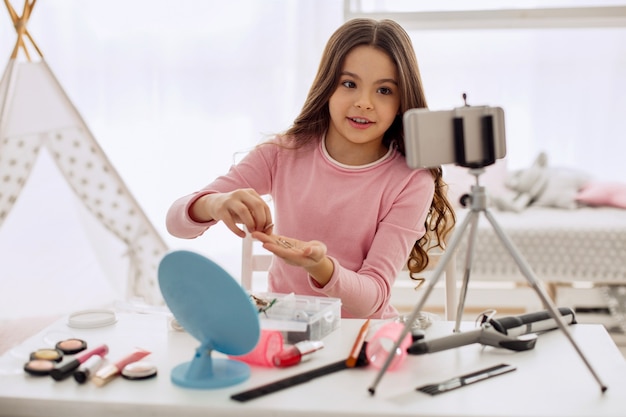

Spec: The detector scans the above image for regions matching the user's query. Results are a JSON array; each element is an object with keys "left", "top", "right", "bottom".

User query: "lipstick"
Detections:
[
  {"left": 272, "top": 340, "right": 324, "bottom": 367},
  {"left": 49, "top": 344, "right": 109, "bottom": 381},
  {"left": 73, "top": 355, "right": 104, "bottom": 384},
  {"left": 92, "top": 348, "right": 151, "bottom": 387}
]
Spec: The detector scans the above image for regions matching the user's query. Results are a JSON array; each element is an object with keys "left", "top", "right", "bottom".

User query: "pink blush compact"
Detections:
[
  {"left": 24, "top": 359, "right": 56, "bottom": 376},
  {"left": 55, "top": 338, "right": 87, "bottom": 355}
]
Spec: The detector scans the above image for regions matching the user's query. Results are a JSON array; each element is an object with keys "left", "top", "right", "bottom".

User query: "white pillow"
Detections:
[{"left": 533, "top": 167, "right": 591, "bottom": 209}]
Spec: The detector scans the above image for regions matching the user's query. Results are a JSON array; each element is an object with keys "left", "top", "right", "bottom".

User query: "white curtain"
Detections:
[{"left": 0, "top": 0, "right": 344, "bottom": 318}]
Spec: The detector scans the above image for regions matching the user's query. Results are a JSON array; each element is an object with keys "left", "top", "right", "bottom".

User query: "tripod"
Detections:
[{"left": 368, "top": 168, "right": 608, "bottom": 395}]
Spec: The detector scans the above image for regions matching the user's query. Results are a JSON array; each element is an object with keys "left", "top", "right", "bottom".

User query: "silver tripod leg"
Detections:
[
  {"left": 453, "top": 208, "right": 480, "bottom": 333},
  {"left": 368, "top": 206, "right": 476, "bottom": 395},
  {"left": 483, "top": 208, "right": 607, "bottom": 392},
  {"left": 368, "top": 191, "right": 608, "bottom": 396}
]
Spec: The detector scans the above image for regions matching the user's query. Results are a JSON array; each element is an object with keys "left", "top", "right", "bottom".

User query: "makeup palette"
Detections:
[
  {"left": 29, "top": 348, "right": 63, "bottom": 363},
  {"left": 24, "top": 359, "right": 56, "bottom": 376},
  {"left": 25, "top": 347, "right": 64, "bottom": 376},
  {"left": 121, "top": 361, "right": 157, "bottom": 380},
  {"left": 158, "top": 250, "right": 260, "bottom": 389},
  {"left": 55, "top": 338, "right": 87, "bottom": 355}
]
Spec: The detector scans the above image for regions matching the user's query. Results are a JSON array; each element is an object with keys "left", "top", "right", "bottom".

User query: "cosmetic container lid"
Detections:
[
  {"left": 68, "top": 309, "right": 117, "bottom": 329},
  {"left": 55, "top": 338, "right": 87, "bottom": 355},
  {"left": 121, "top": 361, "right": 157, "bottom": 380},
  {"left": 73, "top": 369, "right": 89, "bottom": 384}
]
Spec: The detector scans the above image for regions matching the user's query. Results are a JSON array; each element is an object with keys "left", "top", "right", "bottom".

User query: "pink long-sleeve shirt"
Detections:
[{"left": 166, "top": 137, "right": 435, "bottom": 319}]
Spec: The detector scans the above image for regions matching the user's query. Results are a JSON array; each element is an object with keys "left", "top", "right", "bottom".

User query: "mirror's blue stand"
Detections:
[
  {"left": 159, "top": 250, "right": 260, "bottom": 389},
  {"left": 170, "top": 340, "right": 252, "bottom": 389}
]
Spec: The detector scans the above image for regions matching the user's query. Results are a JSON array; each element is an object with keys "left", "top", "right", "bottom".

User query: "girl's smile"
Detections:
[{"left": 347, "top": 116, "right": 375, "bottom": 130}]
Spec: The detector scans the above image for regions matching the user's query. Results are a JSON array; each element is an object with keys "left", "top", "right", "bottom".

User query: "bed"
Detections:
[
  {"left": 393, "top": 157, "right": 625, "bottom": 329},
  {"left": 443, "top": 203, "right": 626, "bottom": 340},
  {"left": 440, "top": 155, "right": 626, "bottom": 292},
  {"left": 452, "top": 206, "right": 626, "bottom": 285}
]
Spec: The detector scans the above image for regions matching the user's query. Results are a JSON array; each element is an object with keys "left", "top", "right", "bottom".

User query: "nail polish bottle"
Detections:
[{"left": 272, "top": 340, "right": 324, "bottom": 367}]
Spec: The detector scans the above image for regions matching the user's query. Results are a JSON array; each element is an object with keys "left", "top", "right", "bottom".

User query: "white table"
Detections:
[{"left": 0, "top": 312, "right": 625, "bottom": 417}]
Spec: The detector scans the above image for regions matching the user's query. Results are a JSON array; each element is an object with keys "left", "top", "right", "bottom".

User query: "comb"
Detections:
[{"left": 417, "top": 363, "right": 516, "bottom": 396}]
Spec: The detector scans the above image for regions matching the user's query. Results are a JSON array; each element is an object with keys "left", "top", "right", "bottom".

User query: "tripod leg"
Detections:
[
  {"left": 454, "top": 212, "right": 481, "bottom": 332},
  {"left": 483, "top": 209, "right": 608, "bottom": 392},
  {"left": 368, "top": 209, "right": 474, "bottom": 395}
]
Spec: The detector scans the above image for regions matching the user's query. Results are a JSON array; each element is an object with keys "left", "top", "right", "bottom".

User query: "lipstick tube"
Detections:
[
  {"left": 272, "top": 340, "right": 324, "bottom": 367},
  {"left": 92, "top": 349, "right": 151, "bottom": 387},
  {"left": 73, "top": 355, "right": 104, "bottom": 384},
  {"left": 49, "top": 344, "right": 109, "bottom": 381}
]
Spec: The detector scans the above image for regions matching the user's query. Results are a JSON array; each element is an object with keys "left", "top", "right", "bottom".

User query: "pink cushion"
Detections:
[{"left": 575, "top": 181, "right": 626, "bottom": 209}]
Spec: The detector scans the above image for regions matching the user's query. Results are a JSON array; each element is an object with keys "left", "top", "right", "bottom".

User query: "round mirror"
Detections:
[{"left": 158, "top": 250, "right": 260, "bottom": 388}]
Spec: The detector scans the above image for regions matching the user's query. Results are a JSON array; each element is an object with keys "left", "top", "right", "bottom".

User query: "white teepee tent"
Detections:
[{"left": 0, "top": 0, "right": 168, "bottom": 306}]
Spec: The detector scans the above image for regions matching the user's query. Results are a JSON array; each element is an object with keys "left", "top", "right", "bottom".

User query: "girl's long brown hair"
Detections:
[{"left": 283, "top": 18, "right": 455, "bottom": 279}]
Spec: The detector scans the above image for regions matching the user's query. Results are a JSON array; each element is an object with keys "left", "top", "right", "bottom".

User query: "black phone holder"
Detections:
[
  {"left": 453, "top": 113, "right": 496, "bottom": 169},
  {"left": 454, "top": 94, "right": 496, "bottom": 169}
]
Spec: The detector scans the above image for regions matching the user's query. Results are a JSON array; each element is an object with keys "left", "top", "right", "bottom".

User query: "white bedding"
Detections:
[{"left": 452, "top": 206, "right": 626, "bottom": 283}]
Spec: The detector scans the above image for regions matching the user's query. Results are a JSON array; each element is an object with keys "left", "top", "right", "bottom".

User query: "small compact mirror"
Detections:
[{"left": 158, "top": 250, "right": 260, "bottom": 389}]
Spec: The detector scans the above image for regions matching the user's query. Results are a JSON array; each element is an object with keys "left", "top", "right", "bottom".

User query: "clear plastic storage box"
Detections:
[{"left": 253, "top": 292, "right": 341, "bottom": 343}]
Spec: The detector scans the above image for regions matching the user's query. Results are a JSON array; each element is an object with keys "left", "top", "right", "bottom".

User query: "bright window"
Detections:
[{"left": 346, "top": 1, "right": 626, "bottom": 177}]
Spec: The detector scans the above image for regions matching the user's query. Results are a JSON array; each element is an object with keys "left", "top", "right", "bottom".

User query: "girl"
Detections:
[{"left": 166, "top": 18, "right": 455, "bottom": 319}]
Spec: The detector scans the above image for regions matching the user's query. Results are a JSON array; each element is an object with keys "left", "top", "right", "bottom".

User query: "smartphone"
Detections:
[{"left": 403, "top": 105, "right": 507, "bottom": 169}]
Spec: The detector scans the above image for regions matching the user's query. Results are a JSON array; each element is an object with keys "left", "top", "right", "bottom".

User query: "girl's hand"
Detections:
[
  {"left": 250, "top": 231, "right": 330, "bottom": 271},
  {"left": 193, "top": 189, "right": 273, "bottom": 237}
]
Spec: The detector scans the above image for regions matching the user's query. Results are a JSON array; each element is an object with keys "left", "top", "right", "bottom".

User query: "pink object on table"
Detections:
[{"left": 229, "top": 330, "right": 284, "bottom": 367}]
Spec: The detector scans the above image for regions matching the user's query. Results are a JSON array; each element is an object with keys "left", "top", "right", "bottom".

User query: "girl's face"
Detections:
[{"left": 326, "top": 45, "right": 401, "bottom": 166}]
